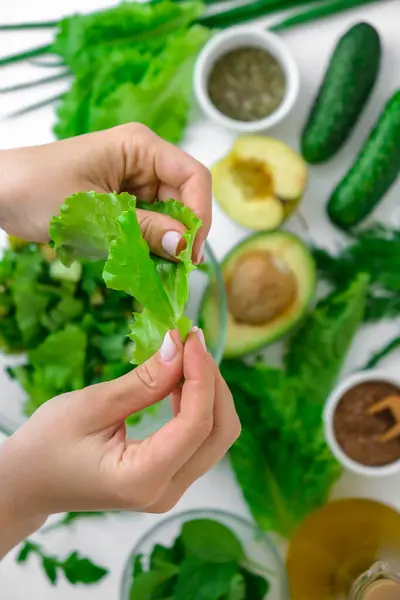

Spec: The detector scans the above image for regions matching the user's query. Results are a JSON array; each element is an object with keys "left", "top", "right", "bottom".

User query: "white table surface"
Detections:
[{"left": 1, "top": 0, "right": 400, "bottom": 598}]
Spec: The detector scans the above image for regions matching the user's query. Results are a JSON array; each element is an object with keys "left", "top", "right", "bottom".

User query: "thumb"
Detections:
[
  {"left": 77, "top": 331, "right": 184, "bottom": 430},
  {"left": 136, "top": 207, "right": 187, "bottom": 262}
]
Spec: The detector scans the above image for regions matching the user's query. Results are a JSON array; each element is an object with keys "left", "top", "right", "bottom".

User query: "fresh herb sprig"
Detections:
[
  {"left": 17, "top": 541, "right": 108, "bottom": 586},
  {"left": 130, "top": 518, "right": 270, "bottom": 600},
  {"left": 314, "top": 224, "right": 400, "bottom": 322}
]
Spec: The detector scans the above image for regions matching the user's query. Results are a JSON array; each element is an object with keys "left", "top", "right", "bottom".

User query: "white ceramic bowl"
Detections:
[
  {"left": 324, "top": 369, "right": 400, "bottom": 478},
  {"left": 194, "top": 26, "right": 300, "bottom": 133}
]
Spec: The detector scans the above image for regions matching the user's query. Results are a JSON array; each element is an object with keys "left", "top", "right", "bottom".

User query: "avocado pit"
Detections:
[{"left": 227, "top": 250, "right": 297, "bottom": 326}]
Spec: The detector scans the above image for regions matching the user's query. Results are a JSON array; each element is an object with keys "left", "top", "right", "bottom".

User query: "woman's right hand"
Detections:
[{"left": 0, "top": 329, "right": 241, "bottom": 557}]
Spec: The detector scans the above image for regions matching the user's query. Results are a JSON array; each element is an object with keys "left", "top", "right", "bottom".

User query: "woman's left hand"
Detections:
[{"left": 0, "top": 123, "right": 211, "bottom": 263}]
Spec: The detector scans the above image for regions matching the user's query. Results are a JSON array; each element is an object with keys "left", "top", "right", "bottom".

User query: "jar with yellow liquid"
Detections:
[{"left": 286, "top": 499, "right": 400, "bottom": 600}]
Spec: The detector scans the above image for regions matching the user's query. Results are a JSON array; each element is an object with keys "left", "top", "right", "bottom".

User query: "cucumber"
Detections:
[
  {"left": 327, "top": 90, "right": 400, "bottom": 229},
  {"left": 301, "top": 22, "right": 381, "bottom": 164}
]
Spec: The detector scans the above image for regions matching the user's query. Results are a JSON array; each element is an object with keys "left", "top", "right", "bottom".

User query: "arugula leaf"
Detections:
[
  {"left": 180, "top": 520, "right": 244, "bottom": 564},
  {"left": 240, "top": 568, "right": 269, "bottom": 600},
  {"left": 223, "top": 275, "right": 368, "bottom": 537},
  {"left": 16, "top": 542, "right": 108, "bottom": 586},
  {"left": 50, "top": 192, "right": 201, "bottom": 363},
  {"left": 62, "top": 551, "right": 108, "bottom": 585},
  {"left": 174, "top": 557, "right": 238, "bottom": 600}
]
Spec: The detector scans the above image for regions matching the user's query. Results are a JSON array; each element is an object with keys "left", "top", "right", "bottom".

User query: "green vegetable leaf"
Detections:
[
  {"left": 174, "top": 557, "right": 238, "bottom": 600},
  {"left": 52, "top": 1, "right": 204, "bottom": 72},
  {"left": 226, "top": 573, "right": 245, "bottom": 600},
  {"left": 129, "top": 562, "right": 179, "bottom": 599},
  {"left": 50, "top": 191, "right": 131, "bottom": 266},
  {"left": 50, "top": 192, "right": 201, "bottom": 363},
  {"left": 21, "top": 325, "right": 87, "bottom": 415},
  {"left": 17, "top": 541, "right": 40, "bottom": 563},
  {"left": 88, "top": 25, "right": 210, "bottom": 144},
  {"left": 314, "top": 224, "right": 400, "bottom": 322},
  {"left": 62, "top": 551, "right": 108, "bottom": 585},
  {"left": 42, "top": 556, "right": 58, "bottom": 585},
  {"left": 181, "top": 519, "right": 244, "bottom": 563},
  {"left": 240, "top": 568, "right": 269, "bottom": 600},
  {"left": 223, "top": 275, "right": 368, "bottom": 537}
]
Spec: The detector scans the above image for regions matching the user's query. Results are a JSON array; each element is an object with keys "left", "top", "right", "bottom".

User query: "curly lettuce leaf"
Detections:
[
  {"left": 88, "top": 25, "right": 210, "bottom": 144},
  {"left": 50, "top": 191, "right": 131, "bottom": 266},
  {"left": 222, "top": 275, "right": 368, "bottom": 538},
  {"left": 49, "top": 192, "right": 201, "bottom": 364},
  {"left": 52, "top": 1, "right": 204, "bottom": 72}
]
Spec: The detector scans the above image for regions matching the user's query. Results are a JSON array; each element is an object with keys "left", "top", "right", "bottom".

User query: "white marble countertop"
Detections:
[{"left": 1, "top": 0, "right": 400, "bottom": 598}]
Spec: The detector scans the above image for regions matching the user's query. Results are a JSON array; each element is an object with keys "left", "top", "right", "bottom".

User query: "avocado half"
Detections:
[
  {"left": 212, "top": 136, "right": 308, "bottom": 231},
  {"left": 201, "top": 231, "right": 316, "bottom": 358}
]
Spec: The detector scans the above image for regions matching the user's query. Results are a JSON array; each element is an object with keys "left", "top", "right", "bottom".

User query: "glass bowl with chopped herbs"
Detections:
[
  {"left": 0, "top": 229, "right": 227, "bottom": 437},
  {"left": 120, "top": 509, "right": 289, "bottom": 600}
]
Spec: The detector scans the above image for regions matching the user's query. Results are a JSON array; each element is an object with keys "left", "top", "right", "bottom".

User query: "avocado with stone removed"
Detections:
[
  {"left": 201, "top": 231, "right": 316, "bottom": 358},
  {"left": 212, "top": 136, "right": 308, "bottom": 231}
]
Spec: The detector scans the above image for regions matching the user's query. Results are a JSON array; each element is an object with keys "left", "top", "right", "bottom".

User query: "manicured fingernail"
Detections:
[
  {"left": 191, "top": 326, "right": 207, "bottom": 351},
  {"left": 162, "top": 231, "right": 182, "bottom": 258},
  {"left": 160, "top": 331, "right": 177, "bottom": 362},
  {"left": 195, "top": 242, "right": 205, "bottom": 265}
]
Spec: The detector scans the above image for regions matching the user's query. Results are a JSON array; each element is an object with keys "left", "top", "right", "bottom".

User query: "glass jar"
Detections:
[{"left": 350, "top": 561, "right": 400, "bottom": 599}]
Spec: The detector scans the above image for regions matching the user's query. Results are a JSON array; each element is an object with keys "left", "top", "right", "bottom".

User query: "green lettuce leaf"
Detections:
[
  {"left": 52, "top": 1, "right": 204, "bottom": 72},
  {"left": 222, "top": 274, "right": 368, "bottom": 537},
  {"left": 49, "top": 192, "right": 201, "bottom": 364},
  {"left": 88, "top": 25, "right": 210, "bottom": 144}
]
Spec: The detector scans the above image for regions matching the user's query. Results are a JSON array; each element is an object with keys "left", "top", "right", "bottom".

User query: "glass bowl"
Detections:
[
  {"left": 0, "top": 238, "right": 227, "bottom": 437},
  {"left": 120, "top": 509, "right": 289, "bottom": 600}
]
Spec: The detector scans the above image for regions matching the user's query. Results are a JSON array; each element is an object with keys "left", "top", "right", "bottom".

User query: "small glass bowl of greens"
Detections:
[
  {"left": 120, "top": 509, "right": 288, "bottom": 600},
  {"left": 0, "top": 237, "right": 227, "bottom": 438}
]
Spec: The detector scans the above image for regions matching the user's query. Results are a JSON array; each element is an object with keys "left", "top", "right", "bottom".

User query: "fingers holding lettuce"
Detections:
[
  {"left": 0, "top": 331, "right": 240, "bottom": 557},
  {"left": 0, "top": 123, "right": 211, "bottom": 263}
]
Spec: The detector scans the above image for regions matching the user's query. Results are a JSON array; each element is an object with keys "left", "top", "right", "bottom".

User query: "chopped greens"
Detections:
[
  {"left": 50, "top": 192, "right": 201, "bottom": 364},
  {"left": 223, "top": 275, "right": 368, "bottom": 537},
  {"left": 129, "top": 518, "right": 270, "bottom": 600}
]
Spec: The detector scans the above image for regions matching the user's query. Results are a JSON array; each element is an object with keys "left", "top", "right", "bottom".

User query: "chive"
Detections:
[
  {"left": 198, "top": 0, "right": 321, "bottom": 29},
  {"left": 0, "top": 20, "right": 58, "bottom": 31},
  {"left": 0, "top": 71, "right": 70, "bottom": 94},
  {"left": 29, "top": 58, "right": 66, "bottom": 68},
  {"left": 7, "top": 93, "right": 64, "bottom": 119},
  {"left": 0, "top": 44, "right": 52, "bottom": 67},
  {"left": 362, "top": 336, "right": 400, "bottom": 370},
  {"left": 271, "top": 0, "right": 380, "bottom": 31}
]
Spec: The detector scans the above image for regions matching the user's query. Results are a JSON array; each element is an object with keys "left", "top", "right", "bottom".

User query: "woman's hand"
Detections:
[
  {"left": 0, "top": 124, "right": 211, "bottom": 262},
  {"left": 0, "top": 330, "right": 240, "bottom": 558}
]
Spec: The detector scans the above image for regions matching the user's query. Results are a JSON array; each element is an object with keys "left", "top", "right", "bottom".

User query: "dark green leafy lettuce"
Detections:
[
  {"left": 222, "top": 274, "right": 368, "bottom": 538},
  {"left": 50, "top": 192, "right": 201, "bottom": 364}
]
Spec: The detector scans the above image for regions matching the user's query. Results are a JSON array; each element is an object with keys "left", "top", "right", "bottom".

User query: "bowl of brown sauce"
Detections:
[
  {"left": 324, "top": 369, "right": 400, "bottom": 477},
  {"left": 194, "top": 26, "right": 299, "bottom": 132}
]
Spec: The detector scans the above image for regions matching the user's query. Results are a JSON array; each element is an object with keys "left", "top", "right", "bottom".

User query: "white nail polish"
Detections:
[
  {"left": 196, "top": 241, "right": 205, "bottom": 265},
  {"left": 160, "top": 331, "right": 177, "bottom": 362},
  {"left": 190, "top": 326, "right": 207, "bottom": 351},
  {"left": 162, "top": 231, "right": 181, "bottom": 258}
]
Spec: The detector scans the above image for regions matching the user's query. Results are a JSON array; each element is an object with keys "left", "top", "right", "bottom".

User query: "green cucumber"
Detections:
[
  {"left": 301, "top": 22, "right": 381, "bottom": 164},
  {"left": 327, "top": 90, "right": 400, "bottom": 229}
]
